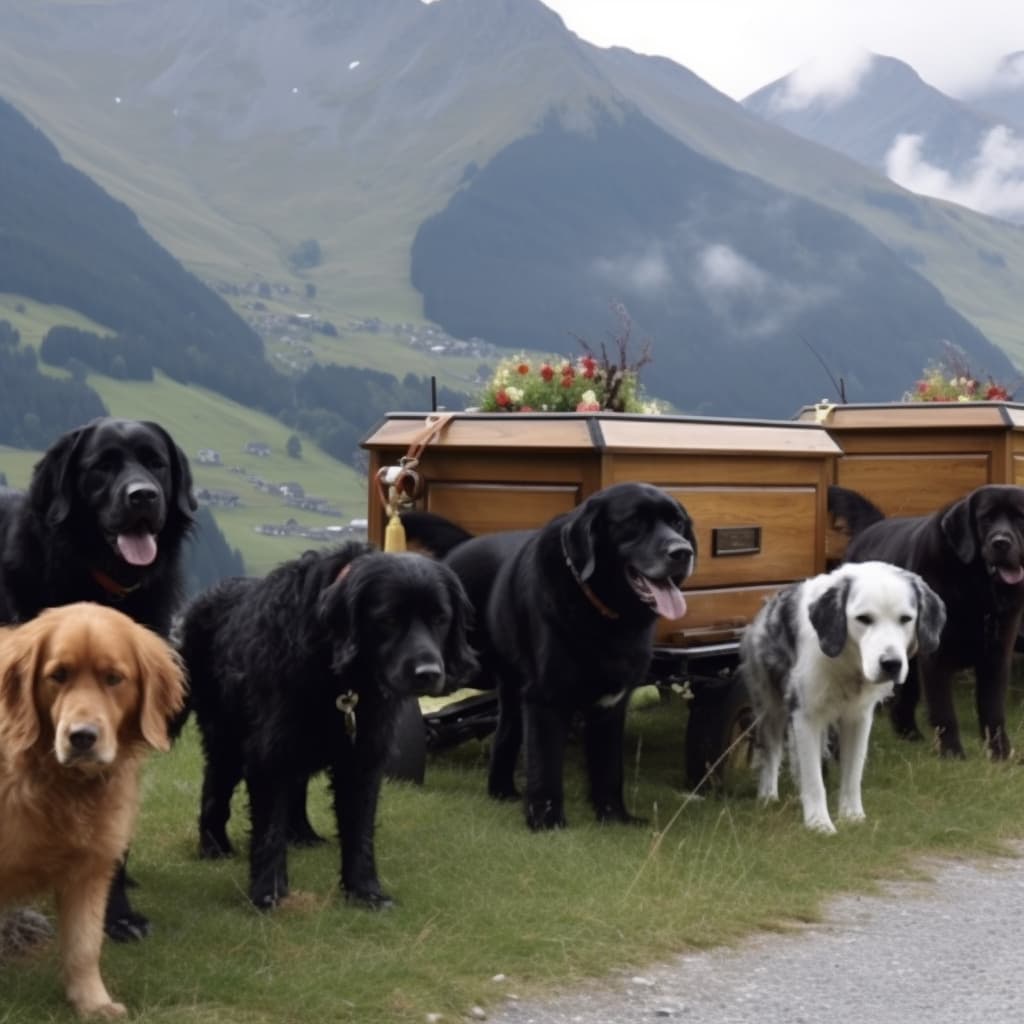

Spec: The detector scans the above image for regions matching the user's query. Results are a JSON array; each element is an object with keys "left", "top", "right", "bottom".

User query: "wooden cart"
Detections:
[{"left": 362, "top": 411, "right": 841, "bottom": 785}]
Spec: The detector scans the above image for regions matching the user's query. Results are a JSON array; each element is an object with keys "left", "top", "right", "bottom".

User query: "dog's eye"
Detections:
[
  {"left": 899, "top": 615, "right": 914, "bottom": 625},
  {"left": 140, "top": 449, "right": 166, "bottom": 471},
  {"left": 104, "top": 672, "right": 124, "bottom": 687},
  {"left": 855, "top": 614, "right": 874, "bottom": 626},
  {"left": 49, "top": 666, "right": 68, "bottom": 685}
]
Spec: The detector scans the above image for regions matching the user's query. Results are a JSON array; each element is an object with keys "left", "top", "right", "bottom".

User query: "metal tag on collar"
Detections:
[{"left": 336, "top": 690, "right": 359, "bottom": 740}]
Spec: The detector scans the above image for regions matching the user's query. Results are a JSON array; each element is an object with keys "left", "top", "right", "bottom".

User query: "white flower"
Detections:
[
  {"left": 505, "top": 386, "right": 524, "bottom": 403},
  {"left": 581, "top": 389, "right": 598, "bottom": 404}
]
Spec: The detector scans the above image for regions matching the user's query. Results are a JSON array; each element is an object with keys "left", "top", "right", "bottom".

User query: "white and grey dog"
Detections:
[{"left": 740, "top": 561, "right": 946, "bottom": 833}]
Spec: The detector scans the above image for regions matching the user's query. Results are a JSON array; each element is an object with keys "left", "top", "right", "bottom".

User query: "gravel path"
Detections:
[{"left": 485, "top": 845, "right": 1024, "bottom": 1024}]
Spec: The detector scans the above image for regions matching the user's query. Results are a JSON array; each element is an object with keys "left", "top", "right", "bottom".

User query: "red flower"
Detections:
[
  {"left": 517, "top": 362, "right": 530, "bottom": 375},
  {"left": 986, "top": 385, "right": 1009, "bottom": 400},
  {"left": 582, "top": 365, "right": 595, "bottom": 379},
  {"left": 581, "top": 355, "right": 597, "bottom": 373},
  {"left": 916, "top": 380, "right": 929, "bottom": 394},
  {"left": 576, "top": 400, "right": 600, "bottom": 412},
  {"left": 495, "top": 389, "right": 510, "bottom": 407},
  {"left": 560, "top": 376, "right": 573, "bottom": 388},
  {"left": 540, "top": 363, "right": 554, "bottom": 382}
]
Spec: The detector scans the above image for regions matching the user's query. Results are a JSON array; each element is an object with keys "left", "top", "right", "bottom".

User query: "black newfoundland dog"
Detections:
[
  {"left": 0, "top": 417, "right": 195, "bottom": 941},
  {"left": 844, "top": 484, "right": 1024, "bottom": 759},
  {"left": 176, "top": 542, "right": 476, "bottom": 911},
  {"left": 403, "top": 482, "right": 697, "bottom": 831}
]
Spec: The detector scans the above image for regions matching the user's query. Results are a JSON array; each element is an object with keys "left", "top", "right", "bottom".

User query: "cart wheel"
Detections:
[
  {"left": 684, "top": 674, "right": 756, "bottom": 793},
  {"left": 385, "top": 696, "right": 428, "bottom": 784}
]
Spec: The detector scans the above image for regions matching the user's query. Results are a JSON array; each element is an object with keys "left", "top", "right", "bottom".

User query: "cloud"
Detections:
[
  {"left": 695, "top": 243, "right": 833, "bottom": 338},
  {"left": 771, "top": 45, "right": 873, "bottom": 111},
  {"left": 885, "top": 125, "right": 1024, "bottom": 221},
  {"left": 697, "top": 244, "right": 769, "bottom": 292},
  {"left": 592, "top": 243, "right": 672, "bottom": 296}
]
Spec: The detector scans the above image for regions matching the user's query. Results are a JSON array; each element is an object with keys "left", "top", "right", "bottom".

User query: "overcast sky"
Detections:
[{"left": 539, "top": 0, "right": 1021, "bottom": 101}]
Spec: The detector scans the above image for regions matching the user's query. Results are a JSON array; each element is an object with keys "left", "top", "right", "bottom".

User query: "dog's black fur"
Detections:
[
  {"left": 0, "top": 417, "right": 196, "bottom": 941},
  {"left": 402, "top": 482, "right": 697, "bottom": 830},
  {"left": 176, "top": 542, "right": 477, "bottom": 911},
  {"left": 844, "top": 484, "right": 1024, "bottom": 759}
]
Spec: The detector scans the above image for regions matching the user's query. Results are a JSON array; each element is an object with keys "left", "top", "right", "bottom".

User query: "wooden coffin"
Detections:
[{"left": 361, "top": 413, "right": 840, "bottom": 649}]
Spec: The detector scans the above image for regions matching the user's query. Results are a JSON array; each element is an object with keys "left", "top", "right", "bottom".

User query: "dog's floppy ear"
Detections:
[
  {"left": 939, "top": 493, "right": 976, "bottom": 564},
  {"left": 808, "top": 576, "right": 851, "bottom": 658},
  {"left": 906, "top": 572, "right": 947, "bottom": 656},
  {"left": 133, "top": 626, "right": 188, "bottom": 752},
  {"left": 146, "top": 421, "right": 198, "bottom": 519},
  {"left": 0, "top": 625, "right": 44, "bottom": 755},
  {"left": 318, "top": 570, "right": 361, "bottom": 676},
  {"left": 439, "top": 565, "right": 479, "bottom": 688},
  {"left": 562, "top": 499, "right": 601, "bottom": 582},
  {"left": 28, "top": 423, "right": 92, "bottom": 528}
]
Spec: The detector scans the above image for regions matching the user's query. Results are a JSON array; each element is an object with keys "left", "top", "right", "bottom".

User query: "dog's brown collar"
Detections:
[
  {"left": 91, "top": 568, "right": 141, "bottom": 598},
  {"left": 560, "top": 529, "right": 619, "bottom": 620}
]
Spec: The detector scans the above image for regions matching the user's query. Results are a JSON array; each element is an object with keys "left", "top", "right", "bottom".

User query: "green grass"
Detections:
[{"left": 4, "top": 680, "right": 1024, "bottom": 1023}]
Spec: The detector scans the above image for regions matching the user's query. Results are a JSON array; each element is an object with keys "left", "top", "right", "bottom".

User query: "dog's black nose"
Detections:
[
  {"left": 879, "top": 656, "right": 903, "bottom": 680},
  {"left": 413, "top": 662, "right": 444, "bottom": 694},
  {"left": 666, "top": 542, "right": 692, "bottom": 565},
  {"left": 128, "top": 483, "right": 159, "bottom": 507},
  {"left": 69, "top": 725, "right": 99, "bottom": 752}
]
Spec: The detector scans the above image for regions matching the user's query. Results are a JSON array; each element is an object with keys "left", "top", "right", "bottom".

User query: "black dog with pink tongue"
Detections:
[
  {"left": 844, "top": 483, "right": 1024, "bottom": 759},
  {"left": 404, "top": 482, "right": 697, "bottom": 831},
  {"left": 0, "top": 416, "right": 196, "bottom": 940}
]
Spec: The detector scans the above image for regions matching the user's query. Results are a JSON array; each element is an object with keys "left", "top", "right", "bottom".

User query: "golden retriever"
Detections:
[{"left": 0, "top": 602, "right": 186, "bottom": 1018}]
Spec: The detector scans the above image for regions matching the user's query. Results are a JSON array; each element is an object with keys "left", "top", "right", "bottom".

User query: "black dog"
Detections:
[
  {"left": 176, "top": 543, "right": 476, "bottom": 910},
  {"left": 844, "top": 484, "right": 1024, "bottom": 759},
  {"left": 404, "top": 482, "right": 696, "bottom": 830},
  {"left": 0, "top": 416, "right": 196, "bottom": 940}
]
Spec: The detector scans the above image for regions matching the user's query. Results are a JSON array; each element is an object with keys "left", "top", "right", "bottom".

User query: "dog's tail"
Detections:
[
  {"left": 827, "top": 484, "right": 885, "bottom": 538},
  {"left": 399, "top": 510, "right": 475, "bottom": 559}
]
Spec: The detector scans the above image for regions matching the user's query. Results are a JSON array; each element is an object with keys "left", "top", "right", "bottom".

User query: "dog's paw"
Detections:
[
  {"left": 287, "top": 829, "right": 328, "bottom": 849},
  {"left": 804, "top": 814, "right": 837, "bottom": 834},
  {"left": 198, "top": 834, "right": 235, "bottom": 859},
  {"left": 73, "top": 998, "right": 127, "bottom": 1019},
  {"left": 344, "top": 888, "right": 394, "bottom": 911},
  {"left": 526, "top": 799, "right": 567, "bottom": 831},
  {"left": 838, "top": 808, "right": 866, "bottom": 824},
  {"left": 595, "top": 803, "right": 646, "bottom": 826},
  {"left": 488, "top": 781, "right": 521, "bottom": 802},
  {"left": 105, "top": 911, "right": 151, "bottom": 943}
]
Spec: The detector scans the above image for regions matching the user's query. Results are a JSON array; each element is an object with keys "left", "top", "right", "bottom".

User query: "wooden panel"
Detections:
[
  {"left": 836, "top": 454, "right": 989, "bottom": 517},
  {"left": 666, "top": 486, "right": 818, "bottom": 588},
  {"left": 426, "top": 483, "right": 579, "bottom": 534},
  {"left": 798, "top": 403, "right": 1013, "bottom": 430},
  {"left": 605, "top": 454, "right": 833, "bottom": 488},
  {"left": 362, "top": 415, "right": 597, "bottom": 451},
  {"left": 598, "top": 418, "right": 840, "bottom": 457},
  {"left": 656, "top": 584, "right": 779, "bottom": 646}
]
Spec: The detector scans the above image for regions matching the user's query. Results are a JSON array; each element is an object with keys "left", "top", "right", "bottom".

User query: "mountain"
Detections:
[
  {"left": 967, "top": 52, "right": 1024, "bottom": 130},
  {"left": 2, "top": 0, "right": 1024, "bottom": 417},
  {"left": 743, "top": 53, "right": 1024, "bottom": 225},
  {"left": 413, "top": 108, "right": 1012, "bottom": 416}
]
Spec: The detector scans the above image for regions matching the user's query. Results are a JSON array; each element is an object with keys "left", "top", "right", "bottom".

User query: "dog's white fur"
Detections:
[{"left": 741, "top": 561, "right": 945, "bottom": 833}]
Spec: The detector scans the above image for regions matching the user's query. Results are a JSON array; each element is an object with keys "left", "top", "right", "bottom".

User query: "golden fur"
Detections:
[{"left": 0, "top": 603, "right": 185, "bottom": 1018}]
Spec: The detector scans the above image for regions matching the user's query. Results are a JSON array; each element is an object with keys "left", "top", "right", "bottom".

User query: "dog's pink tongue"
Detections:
[
  {"left": 649, "top": 578, "right": 687, "bottom": 620},
  {"left": 116, "top": 532, "right": 158, "bottom": 567},
  {"left": 999, "top": 566, "right": 1024, "bottom": 585}
]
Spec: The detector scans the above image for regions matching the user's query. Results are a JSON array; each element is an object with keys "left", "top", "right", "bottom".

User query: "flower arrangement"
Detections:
[
  {"left": 477, "top": 303, "right": 662, "bottom": 414},
  {"left": 906, "top": 347, "right": 1016, "bottom": 403}
]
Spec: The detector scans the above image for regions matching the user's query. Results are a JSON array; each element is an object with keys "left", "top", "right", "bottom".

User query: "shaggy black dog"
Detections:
[
  {"left": 0, "top": 417, "right": 195, "bottom": 941},
  {"left": 403, "top": 482, "right": 697, "bottom": 831},
  {"left": 176, "top": 542, "right": 476, "bottom": 910},
  {"left": 844, "top": 484, "right": 1024, "bottom": 759}
]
